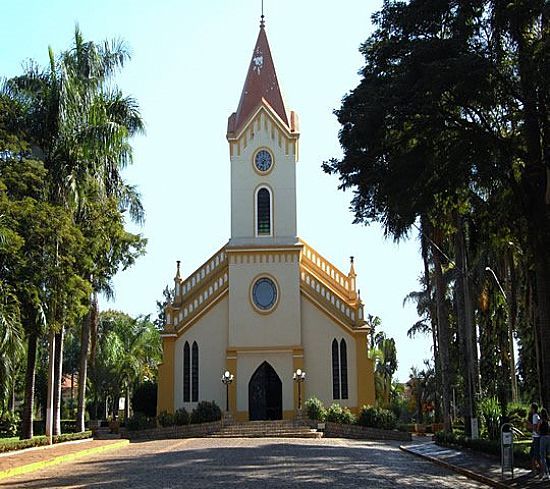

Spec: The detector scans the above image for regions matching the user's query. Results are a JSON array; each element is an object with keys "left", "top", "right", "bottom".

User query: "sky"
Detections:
[{"left": 2, "top": 0, "right": 431, "bottom": 382}]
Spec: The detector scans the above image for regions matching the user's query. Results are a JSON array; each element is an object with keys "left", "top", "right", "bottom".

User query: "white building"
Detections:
[{"left": 157, "top": 19, "right": 375, "bottom": 421}]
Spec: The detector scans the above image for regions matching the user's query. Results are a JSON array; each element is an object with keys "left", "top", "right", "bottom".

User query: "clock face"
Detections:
[{"left": 255, "top": 149, "right": 273, "bottom": 172}]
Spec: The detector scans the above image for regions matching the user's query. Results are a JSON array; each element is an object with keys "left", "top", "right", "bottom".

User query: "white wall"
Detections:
[
  {"left": 300, "top": 295, "right": 358, "bottom": 407},
  {"left": 174, "top": 296, "right": 229, "bottom": 411},
  {"left": 230, "top": 111, "right": 297, "bottom": 244},
  {"left": 228, "top": 253, "right": 301, "bottom": 347}
]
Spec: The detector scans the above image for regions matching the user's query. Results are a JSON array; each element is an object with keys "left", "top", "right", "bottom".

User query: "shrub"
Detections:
[
  {"left": 174, "top": 407, "right": 190, "bottom": 426},
  {"left": 305, "top": 397, "right": 326, "bottom": 422},
  {"left": 190, "top": 401, "right": 222, "bottom": 424},
  {"left": 157, "top": 411, "right": 175, "bottom": 427},
  {"left": 0, "top": 411, "right": 20, "bottom": 437},
  {"left": 0, "top": 431, "right": 92, "bottom": 454},
  {"left": 126, "top": 413, "right": 156, "bottom": 431},
  {"left": 131, "top": 382, "right": 157, "bottom": 417},
  {"left": 357, "top": 405, "right": 397, "bottom": 430},
  {"left": 326, "top": 404, "right": 356, "bottom": 424},
  {"left": 507, "top": 402, "right": 528, "bottom": 427},
  {"left": 479, "top": 397, "right": 501, "bottom": 440}
]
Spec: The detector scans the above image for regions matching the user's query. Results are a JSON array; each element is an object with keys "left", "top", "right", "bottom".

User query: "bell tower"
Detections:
[{"left": 226, "top": 19, "right": 300, "bottom": 247}]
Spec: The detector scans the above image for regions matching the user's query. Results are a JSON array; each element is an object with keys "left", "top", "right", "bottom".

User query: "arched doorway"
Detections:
[{"left": 248, "top": 362, "right": 282, "bottom": 420}]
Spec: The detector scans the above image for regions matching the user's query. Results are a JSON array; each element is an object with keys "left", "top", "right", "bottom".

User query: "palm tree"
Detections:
[{"left": 7, "top": 26, "right": 144, "bottom": 435}]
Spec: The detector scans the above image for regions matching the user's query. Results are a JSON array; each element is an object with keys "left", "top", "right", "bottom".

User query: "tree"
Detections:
[{"left": 324, "top": 0, "right": 550, "bottom": 424}]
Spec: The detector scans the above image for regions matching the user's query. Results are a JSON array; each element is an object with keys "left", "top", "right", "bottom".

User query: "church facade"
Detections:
[{"left": 157, "top": 20, "right": 375, "bottom": 421}]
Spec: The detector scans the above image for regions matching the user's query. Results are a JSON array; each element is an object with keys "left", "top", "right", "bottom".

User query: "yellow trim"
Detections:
[
  {"left": 249, "top": 273, "right": 280, "bottom": 315},
  {"left": 230, "top": 345, "right": 302, "bottom": 353},
  {"left": 300, "top": 287, "right": 366, "bottom": 334},
  {"left": 356, "top": 334, "right": 376, "bottom": 407},
  {"left": 252, "top": 146, "right": 275, "bottom": 176},
  {"left": 173, "top": 288, "right": 229, "bottom": 338},
  {"left": 227, "top": 102, "right": 300, "bottom": 144},
  {"left": 157, "top": 336, "right": 176, "bottom": 414},
  {"left": 0, "top": 439, "right": 129, "bottom": 481}
]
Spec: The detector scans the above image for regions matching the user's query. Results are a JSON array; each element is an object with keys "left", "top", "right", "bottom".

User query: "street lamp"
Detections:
[
  {"left": 221, "top": 370, "right": 234, "bottom": 412},
  {"left": 293, "top": 369, "right": 306, "bottom": 411},
  {"left": 485, "top": 266, "right": 518, "bottom": 402}
]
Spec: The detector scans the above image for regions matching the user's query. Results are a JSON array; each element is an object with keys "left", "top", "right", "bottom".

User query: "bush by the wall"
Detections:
[
  {"left": 305, "top": 397, "right": 326, "bottom": 422},
  {"left": 174, "top": 407, "right": 189, "bottom": 426},
  {"left": 126, "top": 413, "right": 156, "bottom": 431},
  {"left": 190, "top": 401, "right": 222, "bottom": 424},
  {"left": 131, "top": 382, "right": 157, "bottom": 417},
  {"left": 0, "top": 431, "right": 92, "bottom": 454},
  {"left": 0, "top": 411, "right": 20, "bottom": 437},
  {"left": 157, "top": 411, "right": 175, "bottom": 427},
  {"left": 325, "top": 404, "right": 356, "bottom": 425},
  {"left": 357, "top": 405, "right": 397, "bottom": 430}
]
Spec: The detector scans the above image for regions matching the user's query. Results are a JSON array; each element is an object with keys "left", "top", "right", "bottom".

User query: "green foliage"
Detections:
[
  {"left": 131, "top": 381, "right": 157, "bottom": 418},
  {"left": 325, "top": 404, "right": 356, "bottom": 425},
  {"left": 124, "top": 413, "right": 156, "bottom": 431},
  {"left": 357, "top": 405, "right": 397, "bottom": 430},
  {"left": 0, "top": 411, "right": 20, "bottom": 437},
  {"left": 190, "top": 401, "right": 222, "bottom": 424},
  {"left": 305, "top": 397, "right": 327, "bottom": 422},
  {"left": 507, "top": 402, "right": 528, "bottom": 428},
  {"left": 479, "top": 397, "right": 501, "bottom": 440},
  {"left": 0, "top": 431, "right": 92, "bottom": 453},
  {"left": 173, "top": 407, "right": 189, "bottom": 426},
  {"left": 435, "top": 430, "right": 530, "bottom": 464},
  {"left": 156, "top": 411, "right": 175, "bottom": 428}
]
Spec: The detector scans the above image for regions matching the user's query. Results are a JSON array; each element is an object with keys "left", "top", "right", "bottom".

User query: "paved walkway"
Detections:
[
  {"left": 0, "top": 438, "right": 128, "bottom": 481},
  {"left": 0, "top": 437, "right": 486, "bottom": 488},
  {"left": 401, "top": 440, "right": 545, "bottom": 488}
]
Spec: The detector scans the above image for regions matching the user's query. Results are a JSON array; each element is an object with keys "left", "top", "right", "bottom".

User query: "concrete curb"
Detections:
[
  {"left": 399, "top": 444, "right": 510, "bottom": 489},
  {"left": 0, "top": 439, "right": 129, "bottom": 481}
]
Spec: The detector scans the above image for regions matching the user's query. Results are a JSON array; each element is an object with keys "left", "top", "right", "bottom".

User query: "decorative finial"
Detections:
[
  {"left": 175, "top": 260, "right": 181, "bottom": 280},
  {"left": 260, "top": 0, "right": 265, "bottom": 28},
  {"left": 350, "top": 256, "right": 354, "bottom": 264}
]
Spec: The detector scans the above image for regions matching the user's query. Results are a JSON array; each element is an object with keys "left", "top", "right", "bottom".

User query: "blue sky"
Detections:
[{"left": 2, "top": 0, "right": 431, "bottom": 382}]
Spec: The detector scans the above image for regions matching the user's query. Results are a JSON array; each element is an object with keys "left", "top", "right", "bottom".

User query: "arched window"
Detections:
[
  {"left": 183, "top": 341, "right": 190, "bottom": 402},
  {"left": 340, "top": 339, "right": 348, "bottom": 400},
  {"left": 332, "top": 339, "right": 340, "bottom": 400},
  {"left": 256, "top": 187, "right": 271, "bottom": 236},
  {"left": 191, "top": 341, "right": 199, "bottom": 402}
]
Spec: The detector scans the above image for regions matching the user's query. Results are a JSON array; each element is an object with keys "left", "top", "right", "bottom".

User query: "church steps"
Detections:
[{"left": 209, "top": 420, "right": 323, "bottom": 439}]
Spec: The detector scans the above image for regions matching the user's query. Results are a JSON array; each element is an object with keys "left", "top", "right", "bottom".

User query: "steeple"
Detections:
[{"left": 228, "top": 22, "right": 289, "bottom": 135}]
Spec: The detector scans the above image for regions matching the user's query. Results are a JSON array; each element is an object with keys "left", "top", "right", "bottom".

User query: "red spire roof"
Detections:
[{"left": 230, "top": 25, "right": 289, "bottom": 133}]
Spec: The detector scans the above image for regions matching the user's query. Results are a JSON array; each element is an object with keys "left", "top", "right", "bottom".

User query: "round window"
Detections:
[{"left": 252, "top": 277, "right": 278, "bottom": 311}]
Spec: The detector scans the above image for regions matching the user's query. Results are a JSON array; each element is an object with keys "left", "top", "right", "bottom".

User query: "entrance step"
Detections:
[{"left": 209, "top": 420, "right": 322, "bottom": 439}]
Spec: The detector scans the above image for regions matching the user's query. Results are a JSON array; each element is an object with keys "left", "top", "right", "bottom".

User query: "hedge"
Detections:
[{"left": 0, "top": 431, "right": 93, "bottom": 453}]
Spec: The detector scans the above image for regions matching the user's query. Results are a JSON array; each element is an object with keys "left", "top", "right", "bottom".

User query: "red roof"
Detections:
[{"left": 229, "top": 25, "right": 289, "bottom": 134}]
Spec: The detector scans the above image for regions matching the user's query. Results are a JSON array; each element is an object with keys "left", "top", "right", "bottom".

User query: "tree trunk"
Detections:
[
  {"left": 77, "top": 308, "right": 91, "bottom": 432},
  {"left": 431, "top": 234, "right": 452, "bottom": 432},
  {"left": 21, "top": 331, "right": 38, "bottom": 439},
  {"left": 507, "top": 248, "right": 519, "bottom": 402},
  {"left": 125, "top": 383, "right": 130, "bottom": 420},
  {"left": 453, "top": 215, "right": 477, "bottom": 430},
  {"left": 53, "top": 328, "right": 64, "bottom": 435}
]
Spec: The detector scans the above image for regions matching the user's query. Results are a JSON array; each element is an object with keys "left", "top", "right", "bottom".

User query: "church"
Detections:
[{"left": 157, "top": 17, "right": 375, "bottom": 421}]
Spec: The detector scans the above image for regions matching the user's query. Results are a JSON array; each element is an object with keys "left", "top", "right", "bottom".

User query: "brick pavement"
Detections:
[
  {"left": 0, "top": 437, "right": 488, "bottom": 488},
  {"left": 0, "top": 438, "right": 128, "bottom": 481},
  {"left": 401, "top": 440, "right": 546, "bottom": 488}
]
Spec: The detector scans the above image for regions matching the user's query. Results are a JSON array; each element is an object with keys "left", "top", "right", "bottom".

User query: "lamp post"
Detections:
[
  {"left": 293, "top": 369, "right": 306, "bottom": 411},
  {"left": 485, "top": 266, "right": 518, "bottom": 402},
  {"left": 221, "top": 370, "right": 234, "bottom": 412}
]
